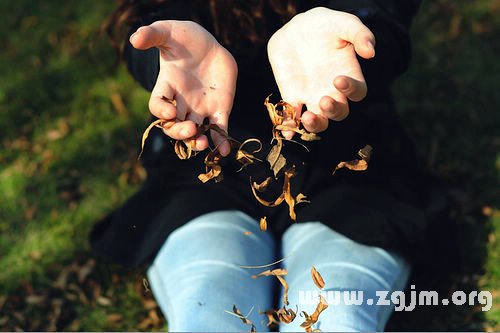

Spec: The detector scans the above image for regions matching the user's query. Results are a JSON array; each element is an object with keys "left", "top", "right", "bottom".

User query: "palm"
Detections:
[
  {"left": 131, "top": 20, "right": 237, "bottom": 155},
  {"left": 268, "top": 8, "right": 375, "bottom": 135}
]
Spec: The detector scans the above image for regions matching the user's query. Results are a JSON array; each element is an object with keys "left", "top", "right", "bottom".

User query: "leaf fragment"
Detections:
[
  {"left": 276, "top": 305, "right": 297, "bottom": 324},
  {"left": 236, "top": 138, "right": 263, "bottom": 170},
  {"left": 198, "top": 150, "right": 223, "bottom": 183},
  {"left": 358, "top": 144, "right": 373, "bottom": 162},
  {"left": 332, "top": 159, "right": 368, "bottom": 176},
  {"left": 311, "top": 266, "right": 325, "bottom": 289},
  {"left": 252, "top": 268, "right": 288, "bottom": 278},
  {"left": 260, "top": 216, "right": 268, "bottom": 232},
  {"left": 253, "top": 177, "right": 272, "bottom": 192},
  {"left": 300, "top": 295, "right": 329, "bottom": 331}
]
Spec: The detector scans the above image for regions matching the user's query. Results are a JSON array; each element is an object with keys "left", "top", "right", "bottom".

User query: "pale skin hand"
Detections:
[
  {"left": 130, "top": 20, "right": 237, "bottom": 156},
  {"left": 268, "top": 7, "right": 376, "bottom": 138}
]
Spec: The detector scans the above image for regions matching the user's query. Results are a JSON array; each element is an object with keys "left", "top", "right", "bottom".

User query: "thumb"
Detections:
[
  {"left": 339, "top": 15, "right": 376, "bottom": 59},
  {"left": 129, "top": 22, "right": 171, "bottom": 50}
]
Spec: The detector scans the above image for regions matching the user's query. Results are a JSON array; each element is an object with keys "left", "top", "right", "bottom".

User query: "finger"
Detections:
[
  {"left": 282, "top": 102, "right": 303, "bottom": 140},
  {"left": 149, "top": 72, "right": 176, "bottom": 119},
  {"left": 339, "top": 15, "right": 376, "bottom": 59},
  {"left": 301, "top": 110, "right": 329, "bottom": 133},
  {"left": 129, "top": 21, "right": 171, "bottom": 50},
  {"left": 319, "top": 95, "right": 349, "bottom": 121},
  {"left": 208, "top": 112, "right": 231, "bottom": 157},
  {"left": 186, "top": 112, "right": 209, "bottom": 152},
  {"left": 162, "top": 120, "right": 198, "bottom": 140},
  {"left": 333, "top": 75, "right": 367, "bottom": 102}
]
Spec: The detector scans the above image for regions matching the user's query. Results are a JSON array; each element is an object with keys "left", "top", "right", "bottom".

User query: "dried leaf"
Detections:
[
  {"left": 300, "top": 295, "right": 329, "bottom": 330},
  {"left": 252, "top": 268, "right": 288, "bottom": 278},
  {"left": 296, "top": 193, "right": 310, "bottom": 204},
  {"left": 226, "top": 304, "right": 256, "bottom": 331},
  {"left": 332, "top": 159, "right": 368, "bottom": 175},
  {"left": 264, "top": 95, "right": 284, "bottom": 127},
  {"left": 139, "top": 119, "right": 164, "bottom": 159},
  {"left": 311, "top": 266, "right": 325, "bottom": 289},
  {"left": 236, "top": 138, "right": 263, "bottom": 170},
  {"left": 161, "top": 95, "right": 177, "bottom": 107},
  {"left": 266, "top": 142, "right": 287, "bottom": 177},
  {"left": 358, "top": 144, "right": 373, "bottom": 161},
  {"left": 243, "top": 231, "right": 253, "bottom": 236},
  {"left": 283, "top": 169, "right": 297, "bottom": 221},
  {"left": 260, "top": 309, "right": 280, "bottom": 327},
  {"left": 250, "top": 177, "right": 285, "bottom": 207},
  {"left": 253, "top": 177, "right": 272, "bottom": 192},
  {"left": 260, "top": 216, "right": 268, "bottom": 232},
  {"left": 198, "top": 150, "right": 223, "bottom": 183},
  {"left": 300, "top": 131, "right": 321, "bottom": 141},
  {"left": 175, "top": 140, "right": 195, "bottom": 160},
  {"left": 277, "top": 275, "right": 290, "bottom": 306},
  {"left": 276, "top": 305, "right": 297, "bottom": 324}
]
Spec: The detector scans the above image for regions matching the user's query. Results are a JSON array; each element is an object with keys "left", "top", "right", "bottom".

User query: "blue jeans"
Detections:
[{"left": 147, "top": 210, "right": 410, "bottom": 331}]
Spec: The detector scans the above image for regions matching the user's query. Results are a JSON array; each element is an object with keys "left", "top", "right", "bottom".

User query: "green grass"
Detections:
[{"left": 0, "top": 0, "right": 498, "bottom": 330}]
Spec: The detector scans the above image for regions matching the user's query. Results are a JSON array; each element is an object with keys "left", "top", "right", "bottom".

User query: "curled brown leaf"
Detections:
[
  {"left": 260, "top": 216, "right": 268, "bottom": 232},
  {"left": 300, "top": 295, "right": 329, "bottom": 331},
  {"left": 332, "top": 159, "right": 368, "bottom": 176},
  {"left": 253, "top": 177, "right": 272, "bottom": 192},
  {"left": 311, "top": 266, "right": 325, "bottom": 289}
]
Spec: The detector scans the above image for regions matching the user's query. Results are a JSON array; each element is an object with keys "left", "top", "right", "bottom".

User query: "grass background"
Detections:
[{"left": 0, "top": 0, "right": 498, "bottom": 331}]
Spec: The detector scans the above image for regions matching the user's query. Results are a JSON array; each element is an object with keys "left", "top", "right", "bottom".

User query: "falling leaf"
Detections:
[
  {"left": 261, "top": 309, "right": 280, "bottom": 328},
  {"left": 296, "top": 193, "right": 310, "bottom": 204},
  {"left": 311, "top": 267, "right": 325, "bottom": 289},
  {"left": 266, "top": 141, "right": 287, "bottom": 177},
  {"left": 283, "top": 169, "right": 297, "bottom": 221},
  {"left": 332, "top": 159, "right": 368, "bottom": 175},
  {"left": 250, "top": 177, "right": 285, "bottom": 207},
  {"left": 139, "top": 119, "right": 164, "bottom": 159},
  {"left": 253, "top": 177, "right": 272, "bottom": 192},
  {"left": 198, "top": 150, "right": 223, "bottom": 183},
  {"left": 300, "top": 295, "right": 329, "bottom": 331},
  {"left": 225, "top": 304, "right": 256, "bottom": 331},
  {"left": 300, "top": 132, "right": 321, "bottom": 142},
  {"left": 277, "top": 275, "right": 290, "bottom": 306},
  {"left": 252, "top": 268, "right": 288, "bottom": 278},
  {"left": 260, "top": 216, "right": 268, "bottom": 232},
  {"left": 276, "top": 305, "right": 297, "bottom": 324},
  {"left": 236, "top": 138, "right": 263, "bottom": 170},
  {"left": 358, "top": 144, "right": 373, "bottom": 162}
]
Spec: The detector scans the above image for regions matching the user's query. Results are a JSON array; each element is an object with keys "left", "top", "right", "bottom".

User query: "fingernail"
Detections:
[
  {"left": 130, "top": 32, "right": 138, "bottom": 44},
  {"left": 367, "top": 40, "right": 375, "bottom": 57},
  {"left": 161, "top": 111, "right": 171, "bottom": 119}
]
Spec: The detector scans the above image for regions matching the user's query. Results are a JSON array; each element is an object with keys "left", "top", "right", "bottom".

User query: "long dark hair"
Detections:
[{"left": 105, "top": 0, "right": 297, "bottom": 58}]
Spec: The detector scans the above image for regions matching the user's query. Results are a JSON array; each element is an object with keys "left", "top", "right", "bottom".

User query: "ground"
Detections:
[{"left": 0, "top": 0, "right": 498, "bottom": 331}]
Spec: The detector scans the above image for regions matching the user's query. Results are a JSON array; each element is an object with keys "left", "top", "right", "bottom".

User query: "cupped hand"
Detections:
[
  {"left": 130, "top": 20, "right": 237, "bottom": 156},
  {"left": 267, "top": 7, "right": 375, "bottom": 138}
]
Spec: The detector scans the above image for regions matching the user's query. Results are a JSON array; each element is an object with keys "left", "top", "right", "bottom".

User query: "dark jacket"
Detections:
[{"left": 91, "top": 0, "right": 434, "bottom": 268}]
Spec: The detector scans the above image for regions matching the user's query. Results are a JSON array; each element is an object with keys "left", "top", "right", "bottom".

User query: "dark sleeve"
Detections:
[{"left": 320, "top": 0, "right": 422, "bottom": 95}]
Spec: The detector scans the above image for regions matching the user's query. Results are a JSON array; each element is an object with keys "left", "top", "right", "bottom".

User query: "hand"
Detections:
[
  {"left": 130, "top": 20, "right": 238, "bottom": 156},
  {"left": 267, "top": 7, "right": 375, "bottom": 138}
]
